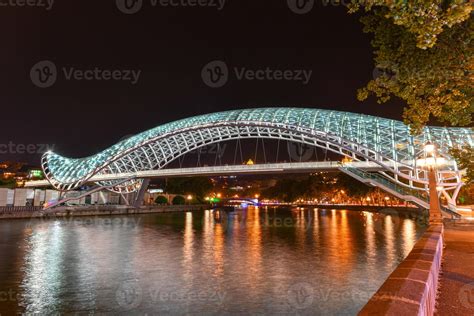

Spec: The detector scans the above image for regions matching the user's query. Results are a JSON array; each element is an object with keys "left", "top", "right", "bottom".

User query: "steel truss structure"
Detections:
[{"left": 42, "top": 108, "right": 473, "bottom": 205}]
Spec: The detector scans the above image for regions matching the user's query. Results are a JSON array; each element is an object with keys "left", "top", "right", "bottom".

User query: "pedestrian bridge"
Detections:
[
  {"left": 27, "top": 161, "right": 392, "bottom": 187},
  {"left": 37, "top": 107, "right": 472, "bottom": 211}
]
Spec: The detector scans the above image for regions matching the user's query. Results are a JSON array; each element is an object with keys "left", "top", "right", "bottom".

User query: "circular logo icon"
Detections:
[
  {"left": 287, "top": 0, "right": 314, "bottom": 14},
  {"left": 116, "top": 0, "right": 143, "bottom": 14},
  {"left": 202, "top": 209, "right": 248, "bottom": 233},
  {"left": 372, "top": 66, "right": 398, "bottom": 81},
  {"left": 287, "top": 282, "right": 314, "bottom": 309},
  {"left": 459, "top": 282, "right": 474, "bottom": 310},
  {"left": 201, "top": 60, "right": 229, "bottom": 88},
  {"left": 30, "top": 60, "right": 57, "bottom": 88},
  {"left": 115, "top": 281, "right": 143, "bottom": 310},
  {"left": 287, "top": 142, "right": 315, "bottom": 162},
  {"left": 372, "top": 67, "right": 393, "bottom": 80}
]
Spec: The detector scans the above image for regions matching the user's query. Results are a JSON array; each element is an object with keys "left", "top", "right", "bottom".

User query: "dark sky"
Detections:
[{"left": 0, "top": 0, "right": 407, "bottom": 164}]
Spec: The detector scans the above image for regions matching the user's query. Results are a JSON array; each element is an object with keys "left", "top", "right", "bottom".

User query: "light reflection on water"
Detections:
[
  {"left": 0, "top": 207, "right": 426, "bottom": 315},
  {"left": 21, "top": 222, "right": 65, "bottom": 313}
]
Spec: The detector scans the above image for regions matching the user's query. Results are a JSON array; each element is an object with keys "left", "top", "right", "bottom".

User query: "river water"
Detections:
[{"left": 0, "top": 207, "right": 426, "bottom": 315}]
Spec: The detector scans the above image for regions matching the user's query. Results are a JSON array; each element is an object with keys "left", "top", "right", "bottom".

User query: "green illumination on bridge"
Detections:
[{"left": 41, "top": 107, "right": 472, "bottom": 197}]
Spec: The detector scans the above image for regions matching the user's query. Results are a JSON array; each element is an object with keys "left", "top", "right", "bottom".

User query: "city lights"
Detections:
[
  {"left": 424, "top": 143, "right": 435, "bottom": 154},
  {"left": 1, "top": 3, "right": 472, "bottom": 314}
]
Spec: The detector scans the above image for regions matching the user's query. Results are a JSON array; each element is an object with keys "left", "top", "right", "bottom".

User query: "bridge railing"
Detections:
[
  {"left": 26, "top": 161, "right": 388, "bottom": 188},
  {"left": 0, "top": 206, "right": 43, "bottom": 214},
  {"left": 343, "top": 167, "right": 427, "bottom": 200},
  {"left": 342, "top": 167, "right": 461, "bottom": 218}
]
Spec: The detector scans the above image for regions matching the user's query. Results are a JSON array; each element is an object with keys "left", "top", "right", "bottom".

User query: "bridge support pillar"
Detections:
[
  {"left": 428, "top": 167, "right": 443, "bottom": 223},
  {"left": 133, "top": 179, "right": 150, "bottom": 208}
]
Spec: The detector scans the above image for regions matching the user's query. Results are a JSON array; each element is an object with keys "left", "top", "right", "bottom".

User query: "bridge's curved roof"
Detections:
[{"left": 42, "top": 107, "right": 473, "bottom": 191}]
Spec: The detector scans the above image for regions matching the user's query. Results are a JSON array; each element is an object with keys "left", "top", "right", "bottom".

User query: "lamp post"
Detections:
[{"left": 424, "top": 143, "right": 443, "bottom": 223}]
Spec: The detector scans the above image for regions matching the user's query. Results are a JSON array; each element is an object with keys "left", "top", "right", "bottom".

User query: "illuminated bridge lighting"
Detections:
[{"left": 40, "top": 107, "right": 472, "bottom": 211}]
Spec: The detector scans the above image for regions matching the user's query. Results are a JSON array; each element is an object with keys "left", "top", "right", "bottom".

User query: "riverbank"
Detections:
[
  {"left": 0, "top": 204, "right": 207, "bottom": 220},
  {"left": 435, "top": 220, "right": 474, "bottom": 314},
  {"left": 359, "top": 222, "right": 444, "bottom": 315},
  {"left": 267, "top": 203, "right": 425, "bottom": 217},
  {"left": 360, "top": 218, "right": 474, "bottom": 315},
  {"left": 0, "top": 204, "right": 425, "bottom": 220},
  {"left": 293, "top": 203, "right": 420, "bottom": 212}
]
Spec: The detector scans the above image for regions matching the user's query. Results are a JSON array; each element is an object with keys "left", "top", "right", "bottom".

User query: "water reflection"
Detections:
[
  {"left": 245, "top": 208, "right": 262, "bottom": 293},
  {"left": 20, "top": 222, "right": 65, "bottom": 314},
  {"left": 182, "top": 212, "right": 194, "bottom": 282},
  {"left": 213, "top": 221, "right": 225, "bottom": 278},
  {"left": 363, "top": 212, "right": 376, "bottom": 269},
  {"left": 401, "top": 219, "right": 416, "bottom": 255},
  {"left": 384, "top": 215, "right": 396, "bottom": 263},
  {"left": 0, "top": 207, "right": 426, "bottom": 315}
]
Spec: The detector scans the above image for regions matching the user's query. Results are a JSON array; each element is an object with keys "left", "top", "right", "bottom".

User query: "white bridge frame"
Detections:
[{"left": 40, "top": 108, "right": 473, "bottom": 208}]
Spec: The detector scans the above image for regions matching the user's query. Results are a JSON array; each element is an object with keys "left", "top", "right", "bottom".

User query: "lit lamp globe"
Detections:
[
  {"left": 424, "top": 143, "right": 435, "bottom": 154},
  {"left": 417, "top": 143, "right": 446, "bottom": 169}
]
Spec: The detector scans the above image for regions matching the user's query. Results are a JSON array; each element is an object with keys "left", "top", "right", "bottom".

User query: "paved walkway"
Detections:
[{"left": 436, "top": 221, "right": 474, "bottom": 315}]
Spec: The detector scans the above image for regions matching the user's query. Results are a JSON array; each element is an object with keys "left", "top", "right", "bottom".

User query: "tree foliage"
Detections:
[
  {"left": 457, "top": 183, "right": 474, "bottom": 205},
  {"left": 172, "top": 195, "right": 186, "bottom": 205},
  {"left": 355, "top": 9, "right": 472, "bottom": 132},
  {"left": 348, "top": 0, "right": 472, "bottom": 49},
  {"left": 336, "top": 172, "right": 373, "bottom": 197},
  {"left": 262, "top": 173, "right": 375, "bottom": 202},
  {"left": 155, "top": 195, "right": 169, "bottom": 205},
  {"left": 450, "top": 145, "right": 474, "bottom": 184},
  {"left": 165, "top": 177, "right": 213, "bottom": 199},
  {"left": 262, "top": 178, "right": 302, "bottom": 202},
  {"left": 0, "top": 178, "right": 15, "bottom": 189}
]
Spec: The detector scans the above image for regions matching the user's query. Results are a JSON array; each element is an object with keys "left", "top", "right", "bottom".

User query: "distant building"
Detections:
[
  {"left": 245, "top": 159, "right": 254, "bottom": 165},
  {"left": 0, "top": 161, "right": 44, "bottom": 188}
]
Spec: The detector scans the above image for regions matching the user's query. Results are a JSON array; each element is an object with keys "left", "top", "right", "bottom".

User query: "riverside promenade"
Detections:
[
  {"left": 0, "top": 204, "right": 207, "bottom": 220},
  {"left": 360, "top": 213, "right": 474, "bottom": 315},
  {"left": 436, "top": 220, "right": 474, "bottom": 315}
]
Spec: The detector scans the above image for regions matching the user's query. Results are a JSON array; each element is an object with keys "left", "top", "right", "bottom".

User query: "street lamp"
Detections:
[
  {"left": 423, "top": 143, "right": 443, "bottom": 223},
  {"left": 424, "top": 143, "right": 435, "bottom": 154}
]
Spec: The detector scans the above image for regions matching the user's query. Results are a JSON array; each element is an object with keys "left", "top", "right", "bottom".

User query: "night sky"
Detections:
[{"left": 1, "top": 0, "right": 408, "bottom": 164}]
